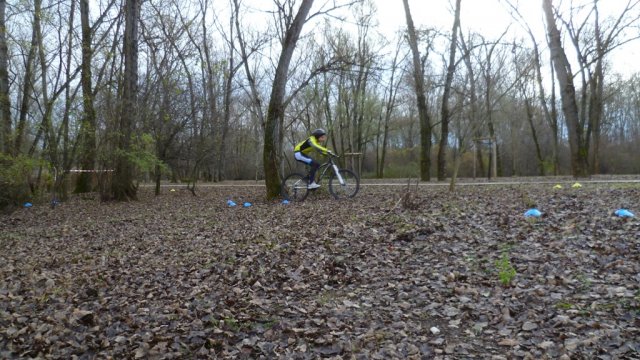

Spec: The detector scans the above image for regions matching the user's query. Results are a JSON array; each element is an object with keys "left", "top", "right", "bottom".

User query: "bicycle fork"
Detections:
[{"left": 332, "top": 164, "right": 345, "bottom": 185}]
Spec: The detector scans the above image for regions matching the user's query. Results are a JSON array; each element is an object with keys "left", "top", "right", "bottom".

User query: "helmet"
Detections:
[{"left": 311, "top": 128, "right": 326, "bottom": 137}]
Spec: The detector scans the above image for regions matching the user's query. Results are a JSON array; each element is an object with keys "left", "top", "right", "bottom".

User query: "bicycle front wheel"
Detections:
[
  {"left": 329, "top": 169, "right": 360, "bottom": 199},
  {"left": 282, "top": 173, "right": 309, "bottom": 202}
]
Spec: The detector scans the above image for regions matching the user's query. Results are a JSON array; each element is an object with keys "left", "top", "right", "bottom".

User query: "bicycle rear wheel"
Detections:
[
  {"left": 282, "top": 173, "right": 310, "bottom": 202},
  {"left": 329, "top": 169, "right": 359, "bottom": 199}
]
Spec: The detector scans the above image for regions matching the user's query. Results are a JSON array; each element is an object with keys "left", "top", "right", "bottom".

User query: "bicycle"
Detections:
[{"left": 281, "top": 153, "right": 360, "bottom": 202}]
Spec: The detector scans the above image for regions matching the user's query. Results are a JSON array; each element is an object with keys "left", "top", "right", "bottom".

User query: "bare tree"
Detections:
[
  {"left": 402, "top": 0, "right": 432, "bottom": 181},
  {"left": 543, "top": 0, "right": 588, "bottom": 177},
  {"left": 513, "top": 49, "right": 545, "bottom": 175},
  {"left": 0, "top": 0, "right": 9, "bottom": 154},
  {"left": 75, "top": 0, "right": 98, "bottom": 193},
  {"left": 376, "top": 33, "right": 405, "bottom": 178},
  {"left": 112, "top": 0, "right": 140, "bottom": 200},
  {"left": 479, "top": 32, "right": 511, "bottom": 179},
  {"left": 437, "top": 0, "right": 461, "bottom": 181},
  {"left": 504, "top": 0, "right": 560, "bottom": 174},
  {"left": 561, "top": 0, "right": 640, "bottom": 174},
  {"left": 330, "top": 1, "right": 381, "bottom": 174},
  {"left": 263, "top": 0, "right": 315, "bottom": 198},
  {"left": 13, "top": 14, "right": 37, "bottom": 155},
  {"left": 450, "top": 30, "right": 482, "bottom": 190}
]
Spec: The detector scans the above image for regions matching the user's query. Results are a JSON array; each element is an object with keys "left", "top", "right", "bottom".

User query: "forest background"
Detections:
[{"left": 0, "top": 0, "right": 639, "bottom": 206}]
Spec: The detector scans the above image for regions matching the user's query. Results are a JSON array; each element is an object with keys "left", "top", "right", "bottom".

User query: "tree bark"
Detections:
[
  {"left": 378, "top": 41, "right": 401, "bottom": 178},
  {"left": 543, "top": 0, "right": 589, "bottom": 177},
  {"left": 524, "top": 96, "right": 544, "bottom": 175},
  {"left": 75, "top": 0, "right": 98, "bottom": 193},
  {"left": 459, "top": 32, "right": 483, "bottom": 178},
  {"left": 437, "top": 0, "right": 461, "bottom": 181},
  {"left": 14, "top": 27, "right": 36, "bottom": 155},
  {"left": 263, "top": 0, "right": 314, "bottom": 199},
  {"left": 402, "top": 0, "right": 432, "bottom": 181},
  {"left": 0, "top": 0, "right": 9, "bottom": 154},
  {"left": 112, "top": 0, "right": 140, "bottom": 200}
]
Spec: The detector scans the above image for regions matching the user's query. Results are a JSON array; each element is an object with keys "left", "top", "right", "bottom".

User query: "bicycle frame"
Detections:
[{"left": 314, "top": 155, "right": 345, "bottom": 186}]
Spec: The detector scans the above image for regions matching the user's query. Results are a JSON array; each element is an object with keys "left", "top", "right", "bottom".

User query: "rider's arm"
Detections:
[{"left": 309, "top": 136, "right": 329, "bottom": 155}]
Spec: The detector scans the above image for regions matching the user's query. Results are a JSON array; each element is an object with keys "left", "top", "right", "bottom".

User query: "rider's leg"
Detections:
[{"left": 294, "top": 152, "right": 319, "bottom": 184}]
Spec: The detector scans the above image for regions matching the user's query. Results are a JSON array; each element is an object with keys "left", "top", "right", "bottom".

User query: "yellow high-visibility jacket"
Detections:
[{"left": 294, "top": 135, "right": 328, "bottom": 155}]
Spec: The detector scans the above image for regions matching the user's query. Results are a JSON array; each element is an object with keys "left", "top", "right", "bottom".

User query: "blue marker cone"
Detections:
[
  {"left": 243, "top": 202, "right": 252, "bottom": 207},
  {"left": 614, "top": 209, "right": 634, "bottom": 218},
  {"left": 524, "top": 208, "right": 542, "bottom": 218}
]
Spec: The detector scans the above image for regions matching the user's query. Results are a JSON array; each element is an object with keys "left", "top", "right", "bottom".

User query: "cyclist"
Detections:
[{"left": 294, "top": 128, "right": 332, "bottom": 189}]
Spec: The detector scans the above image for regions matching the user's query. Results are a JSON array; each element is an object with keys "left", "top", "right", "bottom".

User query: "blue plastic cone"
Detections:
[
  {"left": 614, "top": 209, "right": 634, "bottom": 218},
  {"left": 524, "top": 208, "right": 542, "bottom": 218}
]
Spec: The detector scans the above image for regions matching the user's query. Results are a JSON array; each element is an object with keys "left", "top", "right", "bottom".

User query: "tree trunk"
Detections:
[
  {"left": 30, "top": 0, "right": 57, "bottom": 166},
  {"left": 550, "top": 63, "right": 559, "bottom": 175},
  {"left": 460, "top": 33, "right": 483, "bottom": 178},
  {"left": 588, "top": 8, "right": 605, "bottom": 175},
  {"left": 588, "top": 60, "right": 604, "bottom": 174},
  {"left": 543, "top": 0, "right": 589, "bottom": 177},
  {"left": 529, "top": 30, "right": 557, "bottom": 176},
  {"left": 263, "top": 0, "right": 314, "bottom": 199},
  {"left": 216, "top": 10, "right": 239, "bottom": 182},
  {"left": 524, "top": 97, "right": 544, "bottom": 175},
  {"left": 75, "top": 0, "right": 97, "bottom": 193},
  {"left": 112, "top": 0, "right": 140, "bottom": 200},
  {"left": 449, "top": 143, "right": 462, "bottom": 192},
  {"left": 60, "top": 0, "right": 78, "bottom": 200},
  {"left": 14, "top": 28, "right": 36, "bottom": 155},
  {"left": 0, "top": 0, "right": 9, "bottom": 154},
  {"left": 437, "top": 0, "right": 461, "bottom": 181},
  {"left": 402, "top": 0, "right": 432, "bottom": 181}
]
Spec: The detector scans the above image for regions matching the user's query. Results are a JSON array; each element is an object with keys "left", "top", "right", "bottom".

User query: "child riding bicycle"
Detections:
[{"left": 294, "top": 128, "right": 333, "bottom": 189}]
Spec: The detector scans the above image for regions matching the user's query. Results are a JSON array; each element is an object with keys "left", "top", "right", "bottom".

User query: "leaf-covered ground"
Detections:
[{"left": 1, "top": 181, "right": 639, "bottom": 359}]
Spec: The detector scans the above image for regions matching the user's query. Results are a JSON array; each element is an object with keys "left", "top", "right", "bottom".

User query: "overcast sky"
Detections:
[
  {"left": 369, "top": 0, "right": 639, "bottom": 76},
  {"left": 87, "top": 0, "right": 639, "bottom": 76}
]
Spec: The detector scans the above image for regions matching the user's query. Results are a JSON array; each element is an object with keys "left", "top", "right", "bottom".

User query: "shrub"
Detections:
[
  {"left": 495, "top": 252, "right": 517, "bottom": 287},
  {"left": 0, "top": 154, "right": 45, "bottom": 212}
]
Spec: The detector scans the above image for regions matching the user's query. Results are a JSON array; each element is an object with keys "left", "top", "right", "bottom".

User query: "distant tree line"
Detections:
[{"left": 0, "top": 0, "right": 638, "bottom": 206}]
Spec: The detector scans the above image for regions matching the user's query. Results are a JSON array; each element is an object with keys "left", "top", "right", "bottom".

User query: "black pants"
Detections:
[{"left": 294, "top": 152, "right": 320, "bottom": 183}]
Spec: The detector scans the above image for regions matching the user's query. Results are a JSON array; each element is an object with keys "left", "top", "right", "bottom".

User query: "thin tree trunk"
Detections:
[
  {"left": 460, "top": 33, "right": 483, "bottom": 178},
  {"left": 378, "top": 40, "right": 402, "bottom": 178},
  {"left": 0, "top": 0, "right": 9, "bottom": 154},
  {"left": 61, "top": 0, "right": 78, "bottom": 200},
  {"left": 550, "top": 62, "right": 559, "bottom": 175},
  {"left": 589, "top": 8, "right": 605, "bottom": 175},
  {"left": 402, "top": 0, "right": 432, "bottom": 181},
  {"left": 216, "top": 9, "right": 239, "bottom": 182},
  {"left": 30, "top": 0, "right": 57, "bottom": 165},
  {"left": 449, "top": 142, "right": 462, "bottom": 192},
  {"left": 437, "top": 0, "right": 461, "bottom": 181},
  {"left": 588, "top": 60, "right": 604, "bottom": 174},
  {"left": 112, "top": 0, "right": 140, "bottom": 200},
  {"left": 530, "top": 32, "right": 557, "bottom": 176},
  {"left": 524, "top": 97, "right": 544, "bottom": 175},
  {"left": 75, "top": 0, "right": 97, "bottom": 193},
  {"left": 543, "top": 0, "right": 589, "bottom": 177},
  {"left": 14, "top": 21, "right": 37, "bottom": 155}
]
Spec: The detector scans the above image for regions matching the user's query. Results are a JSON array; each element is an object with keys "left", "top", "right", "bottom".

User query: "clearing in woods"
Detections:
[{"left": 1, "top": 179, "right": 638, "bottom": 358}]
